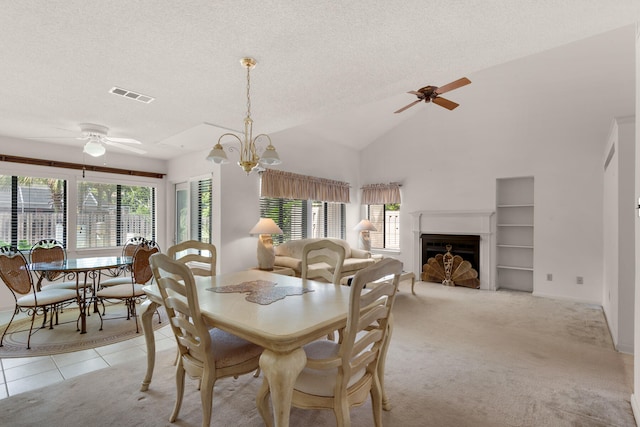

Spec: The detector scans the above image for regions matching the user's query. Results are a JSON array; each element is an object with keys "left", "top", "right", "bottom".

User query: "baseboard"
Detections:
[
  {"left": 630, "top": 393, "right": 640, "bottom": 426},
  {"left": 532, "top": 291, "right": 601, "bottom": 306},
  {"left": 617, "top": 342, "right": 634, "bottom": 355}
]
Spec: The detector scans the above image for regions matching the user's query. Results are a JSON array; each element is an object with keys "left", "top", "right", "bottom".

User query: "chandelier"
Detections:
[{"left": 206, "top": 57, "right": 281, "bottom": 174}]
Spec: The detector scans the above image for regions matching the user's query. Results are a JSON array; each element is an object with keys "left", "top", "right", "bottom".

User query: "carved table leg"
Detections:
[
  {"left": 258, "top": 347, "right": 307, "bottom": 427},
  {"left": 140, "top": 299, "right": 160, "bottom": 391}
]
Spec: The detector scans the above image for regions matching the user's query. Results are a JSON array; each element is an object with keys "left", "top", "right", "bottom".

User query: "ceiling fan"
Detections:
[
  {"left": 29, "top": 123, "right": 146, "bottom": 157},
  {"left": 394, "top": 77, "right": 471, "bottom": 114}
]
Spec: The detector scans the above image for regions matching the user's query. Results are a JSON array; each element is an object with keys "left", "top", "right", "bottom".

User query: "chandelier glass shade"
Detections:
[{"left": 207, "top": 57, "right": 281, "bottom": 174}]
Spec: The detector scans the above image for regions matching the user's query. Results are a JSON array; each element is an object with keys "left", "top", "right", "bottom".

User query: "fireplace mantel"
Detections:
[{"left": 410, "top": 210, "right": 496, "bottom": 290}]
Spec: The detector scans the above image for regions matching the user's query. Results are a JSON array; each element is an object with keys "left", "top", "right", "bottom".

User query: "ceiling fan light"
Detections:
[
  {"left": 83, "top": 140, "right": 106, "bottom": 157},
  {"left": 259, "top": 145, "right": 281, "bottom": 165},
  {"left": 206, "top": 143, "right": 229, "bottom": 164}
]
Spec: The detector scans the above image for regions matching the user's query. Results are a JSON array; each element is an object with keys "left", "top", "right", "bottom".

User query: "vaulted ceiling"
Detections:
[{"left": 0, "top": 1, "right": 638, "bottom": 160}]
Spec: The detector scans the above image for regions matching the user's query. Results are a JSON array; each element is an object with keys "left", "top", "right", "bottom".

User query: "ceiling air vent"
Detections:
[{"left": 109, "top": 87, "right": 155, "bottom": 104}]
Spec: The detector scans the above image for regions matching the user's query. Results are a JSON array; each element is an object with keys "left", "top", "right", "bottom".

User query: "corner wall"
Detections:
[
  {"left": 631, "top": 22, "right": 640, "bottom": 427},
  {"left": 603, "top": 117, "right": 635, "bottom": 354}
]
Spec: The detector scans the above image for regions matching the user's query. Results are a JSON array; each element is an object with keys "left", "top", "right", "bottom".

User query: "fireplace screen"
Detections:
[{"left": 420, "top": 234, "right": 480, "bottom": 288}]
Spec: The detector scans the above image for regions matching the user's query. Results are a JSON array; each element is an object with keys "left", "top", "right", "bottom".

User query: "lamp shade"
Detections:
[
  {"left": 353, "top": 219, "right": 377, "bottom": 232},
  {"left": 250, "top": 218, "right": 283, "bottom": 235}
]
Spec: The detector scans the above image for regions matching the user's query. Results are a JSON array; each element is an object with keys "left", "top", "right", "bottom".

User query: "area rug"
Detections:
[
  {"left": 0, "top": 302, "right": 166, "bottom": 358},
  {"left": 0, "top": 283, "right": 634, "bottom": 426}
]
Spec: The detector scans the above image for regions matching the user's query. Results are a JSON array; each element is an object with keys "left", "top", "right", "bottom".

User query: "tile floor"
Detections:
[{"left": 0, "top": 309, "right": 176, "bottom": 400}]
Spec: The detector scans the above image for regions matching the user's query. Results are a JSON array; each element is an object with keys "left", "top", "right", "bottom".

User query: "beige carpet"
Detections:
[
  {"left": 0, "top": 302, "right": 166, "bottom": 357},
  {"left": 0, "top": 282, "right": 634, "bottom": 426}
]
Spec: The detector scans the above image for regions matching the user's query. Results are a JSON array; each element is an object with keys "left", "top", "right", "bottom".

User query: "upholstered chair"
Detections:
[{"left": 149, "top": 252, "right": 263, "bottom": 427}]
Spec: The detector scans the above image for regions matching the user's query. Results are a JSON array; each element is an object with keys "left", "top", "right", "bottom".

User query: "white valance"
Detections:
[
  {"left": 361, "top": 183, "right": 401, "bottom": 205},
  {"left": 261, "top": 169, "right": 350, "bottom": 203}
]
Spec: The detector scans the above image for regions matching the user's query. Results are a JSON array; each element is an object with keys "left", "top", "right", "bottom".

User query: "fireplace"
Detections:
[
  {"left": 421, "top": 234, "right": 480, "bottom": 276},
  {"left": 411, "top": 210, "right": 496, "bottom": 290}
]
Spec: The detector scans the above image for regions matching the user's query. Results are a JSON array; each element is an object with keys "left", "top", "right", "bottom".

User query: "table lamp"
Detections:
[
  {"left": 354, "top": 219, "right": 377, "bottom": 251},
  {"left": 249, "top": 218, "right": 283, "bottom": 270}
]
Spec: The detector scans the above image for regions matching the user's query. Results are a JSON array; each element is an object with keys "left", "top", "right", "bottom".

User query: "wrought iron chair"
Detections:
[
  {"left": 167, "top": 240, "right": 217, "bottom": 277},
  {"left": 96, "top": 240, "right": 159, "bottom": 333},
  {"left": 0, "top": 246, "right": 78, "bottom": 349},
  {"left": 149, "top": 252, "right": 263, "bottom": 427},
  {"left": 100, "top": 235, "right": 147, "bottom": 287},
  {"left": 29, "top": 239, "right": 82, "bottom": 291},
  {"left": 256, "top": 258, "right": 403, "bottom": 427}
]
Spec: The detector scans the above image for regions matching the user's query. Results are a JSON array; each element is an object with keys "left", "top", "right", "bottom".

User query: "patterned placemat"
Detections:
[{"left": 208, "top": 279, "right": 313, "bottom": 305}]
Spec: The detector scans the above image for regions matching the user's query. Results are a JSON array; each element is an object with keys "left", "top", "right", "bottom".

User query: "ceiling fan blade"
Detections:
[
  {"left": 26, "top": 136, "right": 87, "bottom": 141},
  {"left": 432, "top": 96, "right": 459, "bottom": 110},
  {"left": 435, "top": 77, "right": 471, "bottom": 95},
  {"left": 394, "top": 99, "right": 422, "bottom": 114},
  {"left": 407, "top": 91, "right": 421, "bottom": 95},
  {"left": 104, "top": 140, "right": 147, "bottom": 154},
  {"left": 104, "top": 136, "right": 141, "bottom": 144}
]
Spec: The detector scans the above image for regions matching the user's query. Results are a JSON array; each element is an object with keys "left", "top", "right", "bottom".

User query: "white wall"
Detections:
[
  {"left": 359, "top": 54, "right": 626, "bottom": 304},
  {"left": 165, "top": 125, "right": 362, "bottom": 274}
]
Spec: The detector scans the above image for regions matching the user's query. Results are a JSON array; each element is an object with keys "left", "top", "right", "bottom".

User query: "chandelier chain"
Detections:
[{"left": 246, "top": 65, "right": 252, "bottom": 119}]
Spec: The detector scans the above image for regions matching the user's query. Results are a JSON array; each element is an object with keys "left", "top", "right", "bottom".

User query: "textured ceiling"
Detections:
[{"left": 0, "top": 1, "right": 638, "bottom": 159}]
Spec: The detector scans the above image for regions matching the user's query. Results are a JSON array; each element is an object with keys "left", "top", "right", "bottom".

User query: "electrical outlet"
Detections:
[
  {"left": 576, "top": 276, "right": 584, "bottom": 285},
  {"left": 546, "top": 273, "right": 553, "bottom": 281}
]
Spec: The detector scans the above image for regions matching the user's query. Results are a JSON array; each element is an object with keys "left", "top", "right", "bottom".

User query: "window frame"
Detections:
[
  {"left": 190, "top": 178, "right": 212, "bottom": 243},
  {"left": 311, "top": 201, "right": 346, "bottom": 240},
  {"left": 76, "top": 180, "right": 157, "bottom": 249},
  {"left": 366, "top": 203, "right": 400, "bottom": 250},
  {"left": 260, "top": 197, "right": 346, "bottom": 244},
  {"left": 0, "top": 174, "right": 68, "bottom": 250}
]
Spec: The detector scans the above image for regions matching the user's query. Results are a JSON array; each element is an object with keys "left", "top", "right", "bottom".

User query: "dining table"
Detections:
[
  {"left": 140, "top": 268, "right": 394, "bottom": 427},
  {"left": 29, "top": 256, "right": 133, "bottom": 334}
]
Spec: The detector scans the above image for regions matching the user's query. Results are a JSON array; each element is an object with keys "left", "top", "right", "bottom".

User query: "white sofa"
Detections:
[{"left": 273, "top": 238, "right": 376, "bottom": 279}]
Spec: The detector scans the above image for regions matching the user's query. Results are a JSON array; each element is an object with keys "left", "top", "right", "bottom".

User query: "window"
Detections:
[
  {"left": 0, "top": 175, "right": 67, "bottom": 249},
  {"left": 367, "top": 204, "right": 400, "bottom": 250},
  {"left": 190, "top": 179, "right": 212, "bottom": 243},
  {"left": 77, "top": 181, "right": 155, "bottom": 248},
  {"left": 260, "top": 198, "right": 345, "bottom": 243},
  {"left": 311, "top": 201, "right": 345, "bottom": 239},
  {"left": 259, "top": 198, "right": 307, "bottom": 245}
]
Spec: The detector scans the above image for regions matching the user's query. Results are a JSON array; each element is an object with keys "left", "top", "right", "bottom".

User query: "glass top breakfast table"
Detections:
[{"left": 29, "top": 256, "right": 132, "bottom": 333}]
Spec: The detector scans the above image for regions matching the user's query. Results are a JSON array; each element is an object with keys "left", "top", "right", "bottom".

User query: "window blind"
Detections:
[
  {"left": 0, "top": 175, "right": 67, "bottom": 249},
  {"left": 367, "top": 204, "right": 400, "bottom": 250},
  {"left": 77, "top": 181, "right": 155, "bottom": 248},
  {"left": 190, "top": 179, "right": 212, "bottom": 243},
  {"left": 260, "top": 198, "right": 307, "bottom": 244},
  {"left": 312, "top": 201, "right": 345, "bottom": 239}
]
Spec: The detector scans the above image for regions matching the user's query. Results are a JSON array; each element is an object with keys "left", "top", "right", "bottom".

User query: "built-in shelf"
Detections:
[
  {"left": 496, "top": 177, "right": 534, "bottom": 292},
  {"left": 497, "top": 265, "right": 534, "bottom": 271}
]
